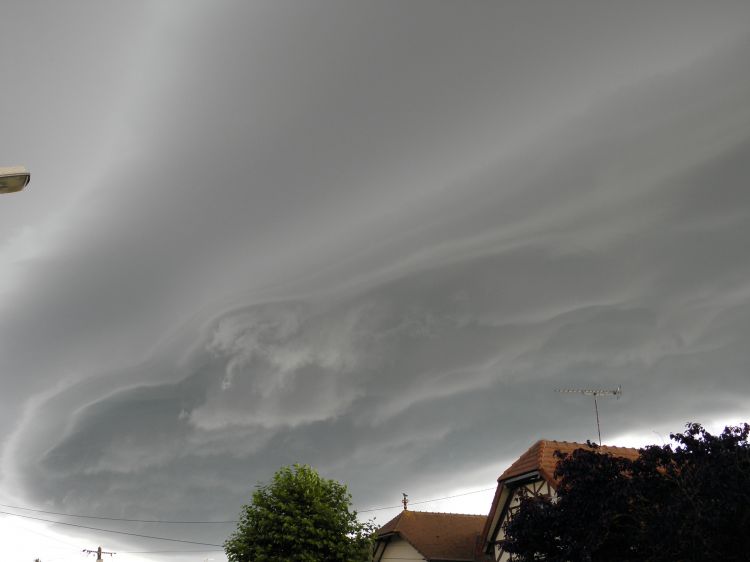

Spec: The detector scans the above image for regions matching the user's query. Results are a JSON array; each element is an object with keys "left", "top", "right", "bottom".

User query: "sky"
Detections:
[{"left": 2, "top": 1, "right": 750, "bottom": 560}]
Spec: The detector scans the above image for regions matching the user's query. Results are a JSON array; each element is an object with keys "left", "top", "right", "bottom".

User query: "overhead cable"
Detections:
[
  {"left": 0, "top": 502, "right": 235, "bottom": 524},
  {"left": 358, "top": 486, "right": 496, "bottom": 513},
  {"left": 0, "top": 485, "right": 496, "bottom": 524},
  {"left": 0, "top": 510, "right": 223, "bottom": 547}
]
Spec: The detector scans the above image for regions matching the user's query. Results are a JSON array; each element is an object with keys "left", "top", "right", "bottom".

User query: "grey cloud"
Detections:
[
  {"left": 13, "top": 165, "right": 750, "bottom": 529},
  {"left": 2, "top": 2, "right": 750, "bottom": 558}
]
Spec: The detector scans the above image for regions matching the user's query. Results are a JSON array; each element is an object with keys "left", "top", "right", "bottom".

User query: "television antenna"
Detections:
[
  {"left": 555, "top": 385, "right": 622, "bottom": 445},
  {"left": 83, "top": 546, "right": 115, "bottom": 562}
]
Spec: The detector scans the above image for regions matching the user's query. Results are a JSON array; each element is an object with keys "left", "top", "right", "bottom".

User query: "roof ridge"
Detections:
[
  {"left": 406, "top": 510, "right": 486, "bottom": 517},
  {"left": 540, "top": 439, "right": 638, "bottom": 448},
  {"left": 498, "top": 439, "right": 641, "bottom": 484}
]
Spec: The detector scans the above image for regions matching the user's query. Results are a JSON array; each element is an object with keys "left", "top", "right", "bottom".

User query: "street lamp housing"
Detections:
[{"left": 0, "top": 166, "right": 30, "bottom": 194}]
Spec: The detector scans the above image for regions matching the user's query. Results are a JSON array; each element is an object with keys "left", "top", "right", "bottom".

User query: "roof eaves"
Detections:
[
  {"left": 502, "top": 470, "right": 540, "bottom": 485},
  {"left": 481, "top": 482, "right": 509, "bottom": 553}
]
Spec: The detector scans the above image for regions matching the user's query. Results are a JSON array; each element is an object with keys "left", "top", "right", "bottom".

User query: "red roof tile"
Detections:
[
  {"left": 498, "top": 440, "right": 640, "bottom": 486},
  {"left": 480, "top": 440, "right": 641, "bottom": 552},
  {"left": 377, "top": 510, "right": 488, "bottom": 561}
]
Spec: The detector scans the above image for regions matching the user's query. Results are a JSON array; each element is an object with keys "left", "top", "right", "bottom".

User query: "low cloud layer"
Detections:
[{"left": 2, "top": 1, "right": 750, "bottom": 558}]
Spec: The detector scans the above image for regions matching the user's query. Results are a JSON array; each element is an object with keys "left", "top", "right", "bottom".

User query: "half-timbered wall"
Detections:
[{"left": 493, "top": 479, "right": 554, "bottom": 562}]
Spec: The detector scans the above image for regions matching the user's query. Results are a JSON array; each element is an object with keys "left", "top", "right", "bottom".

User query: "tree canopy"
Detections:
[
  {"left": 224, "top": 464, "right": 375, "bottom": 562},
  {"left": 503, "top": 423, "right": 750, "bottom": 562}
]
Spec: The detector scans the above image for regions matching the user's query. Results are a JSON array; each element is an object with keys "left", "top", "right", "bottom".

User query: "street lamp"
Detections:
[{"left": 0, "top": 166, "right": 30, "bottom": 194}]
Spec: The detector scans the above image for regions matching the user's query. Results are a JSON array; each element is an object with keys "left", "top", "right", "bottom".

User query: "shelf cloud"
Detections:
[{"left": 1, "top": 1, "right": 750, "bottom": 557}]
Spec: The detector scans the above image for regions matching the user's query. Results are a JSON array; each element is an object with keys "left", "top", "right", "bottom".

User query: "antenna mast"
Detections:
[{"left": 555, "top": 385, "right": 622, "bottom": 445}]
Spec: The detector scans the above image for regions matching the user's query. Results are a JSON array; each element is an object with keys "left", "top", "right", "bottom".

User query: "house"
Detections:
[
  {"left": 480, "top": 440, "right": 640, "bottom": 562},
  {"left": 373, "top": 509, "right": 491, "bottom": 562}
]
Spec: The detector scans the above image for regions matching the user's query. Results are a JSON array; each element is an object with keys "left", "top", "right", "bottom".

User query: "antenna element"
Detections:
[
  {"left": 555, "top": 385, "right": 622, "bottom": 445},
  {"left": 83, "top": 546, "right": 115, "bottom": 562}
]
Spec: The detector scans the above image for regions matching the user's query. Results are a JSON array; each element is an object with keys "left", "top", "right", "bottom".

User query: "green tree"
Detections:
[
  {"left": 503, "top": 423, "right": 750, "bottom": 562},
  {"left": 224, "top": 464, "right": 375, "bottom": 562}
]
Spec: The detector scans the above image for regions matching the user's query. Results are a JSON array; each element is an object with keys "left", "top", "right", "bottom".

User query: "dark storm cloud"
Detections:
[
  {"left": 2, "top": 1, "right": 750, "bottom": 558},
  {"left": 11, "top": 101, "right": 750, "bottom": 542}
]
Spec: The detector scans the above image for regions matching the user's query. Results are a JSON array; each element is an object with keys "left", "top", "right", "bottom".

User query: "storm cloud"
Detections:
[{"left": 2, "top": 1, "right": 750, "bottom": 559}]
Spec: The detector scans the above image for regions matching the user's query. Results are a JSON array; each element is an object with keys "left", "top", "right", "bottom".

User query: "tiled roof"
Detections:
[
  {"left": 498, "top": 439, "right": 641, "bottom": 485},
  {"left": 480, "top": 440, "right": 641, "bottom": 552},
  {"left": 377, "top": 510, "right": 488, "bottom": 561}
]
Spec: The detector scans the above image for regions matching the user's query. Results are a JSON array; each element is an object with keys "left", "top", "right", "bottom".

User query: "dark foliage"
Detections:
[{"left": 503, "top": 423, "right": 750, "bottom": 562}]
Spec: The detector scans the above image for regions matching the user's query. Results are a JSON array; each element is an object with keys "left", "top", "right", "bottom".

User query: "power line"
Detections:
[
  {"left": 119, "top": 549, "right": 224, "bottom": 554},
  {"left": 16, "top": 523, "right": 84, "bottom": 549},
  {"left": 358, "top": 486, "right": 496, "bottom": 513},
  {"left": 0, "top": 502, "right": 235, "bottom": 524},
  {"left": 0, "top": 485, "right": 497, "bottom": 528},
  {"left": 0, "top": 510, "right": 223, "bottom": 547}
]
